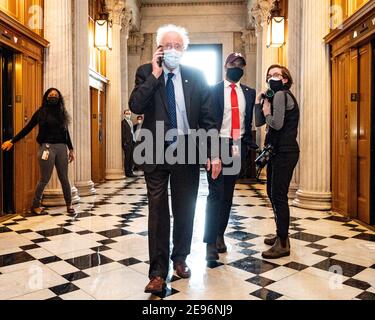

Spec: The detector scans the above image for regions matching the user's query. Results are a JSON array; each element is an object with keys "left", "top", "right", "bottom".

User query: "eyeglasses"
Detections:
[
  {"left": 267, "top": 73, "right": 283, "bottom": 80},
  {"left": 162, "top": 43, "right": 184, "bottom": 51}
]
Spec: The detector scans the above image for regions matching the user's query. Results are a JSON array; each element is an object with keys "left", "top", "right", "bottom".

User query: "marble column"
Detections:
[
  {"left": 73, "top": 0, "right": 96, "bottom": 196},
  {"left": 105, "top": 0, "right": 126, "bottom": 180},
  {"left": 42, "top": 0, "right": 79, "bottom": 206},
  {"left": 121, "top": 10, "right": 132, "bottom": 116},
  {"left": 128, "top": 32, "right": 144, "bottom": 112},
  {"left": 252, "top": 7, "right": 266, "bottom": 178},
  {"left": 241, "top": 29, "right": 257, "bottom": 89},
  {"left": 293, "top": 0, "right": 332, "bottom": 210},
  {"left": 251, "top": 0, "right": 278, "bottom": 180},
  {"left": 286, "top": 0, "right": 302, "bottom": 199},
  {"left": 140, "top": 33, "right": 153, "bottom": 65}
]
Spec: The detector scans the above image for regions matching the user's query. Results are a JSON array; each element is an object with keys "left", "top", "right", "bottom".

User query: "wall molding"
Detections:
[{"left": 141, "top": 1, "right": 246, "bottom": 8}]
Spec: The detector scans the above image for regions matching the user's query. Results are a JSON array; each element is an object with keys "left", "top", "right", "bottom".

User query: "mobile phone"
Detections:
[{"left": 157, "top": 45, "right": 164, "bottom": 67}]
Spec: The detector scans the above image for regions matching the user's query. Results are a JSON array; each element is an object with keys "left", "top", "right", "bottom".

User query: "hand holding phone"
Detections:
[
  {"left": 157, "top": 45, "right": 164, "bottom": 67},
  {"left": 152, "top": 46, "right": 164, "bottom": 79}
]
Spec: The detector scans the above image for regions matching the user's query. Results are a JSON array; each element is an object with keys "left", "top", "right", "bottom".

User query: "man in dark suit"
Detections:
[
  {"left": 204, "top": 53, "right": 256, "bottom": 261},
  {"left": 133, "top": 115, "right": 143, "bottom": 172},
  {"left": 129, "top": 24, "right": 221, "bottom": 294},
  {"left": 133, "top": 115, "right": 143, "bottom": 140},
  {"left": 121, "top": 109, "right": 136, "bottom": 178}
]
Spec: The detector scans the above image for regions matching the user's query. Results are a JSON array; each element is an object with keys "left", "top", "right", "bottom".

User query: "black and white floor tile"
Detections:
[{"left": 0, "top": 171, "right": 375, "bottom": 300}]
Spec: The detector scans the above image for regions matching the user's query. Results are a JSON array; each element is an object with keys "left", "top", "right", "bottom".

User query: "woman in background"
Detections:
[{"left": 2, "top": 88, "right": 75, "bottom": 215}]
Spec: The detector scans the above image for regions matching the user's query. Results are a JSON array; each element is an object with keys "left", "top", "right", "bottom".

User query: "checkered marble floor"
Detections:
[{"left": 1, "top": 171, "right": 375, "bottom": 300}]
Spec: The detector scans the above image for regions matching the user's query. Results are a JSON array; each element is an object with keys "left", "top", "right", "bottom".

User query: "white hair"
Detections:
[{"left": 156, "top": 24, "right": 190, "bottom": 50}]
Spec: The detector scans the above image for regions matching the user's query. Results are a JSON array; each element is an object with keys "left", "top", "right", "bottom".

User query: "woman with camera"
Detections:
[
  {"left": 1, "top": 88, "right": 75, "bottom": 215},
  {"left": 255, "top": 65, "right": 299, "bottom": 259}
]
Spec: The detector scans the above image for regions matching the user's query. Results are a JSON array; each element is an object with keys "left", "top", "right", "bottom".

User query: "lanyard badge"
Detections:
[
  {"left": 41, "top": 144, "right": 50, "bottom": 161},
  {"left": 232, "top": 143, "right": 240, "bottom": 158}
]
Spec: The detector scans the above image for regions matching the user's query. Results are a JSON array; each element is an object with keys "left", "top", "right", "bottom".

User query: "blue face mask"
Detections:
[{"left": 163, "top": 49, "right": 183, "bottom": 70}]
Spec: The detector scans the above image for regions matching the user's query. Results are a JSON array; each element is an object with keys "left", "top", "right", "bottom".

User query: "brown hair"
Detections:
[{"left": 266, "top": 64, "right": 294, "bottom": 90}]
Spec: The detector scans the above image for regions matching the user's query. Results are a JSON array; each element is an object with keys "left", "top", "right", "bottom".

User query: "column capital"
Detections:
[
  {"left": 106, "top": 0, "right": 126, "bottom": 25},
  {"left": 121, "top": 8, "right": 133, "bottom": 34},
  {"left": 121, "top": 8, "right": 133, "bottom": 29},
  {"left": 250, "top": 0, "right": 275, "bottom": 30},
  {"left": 293, "top": 0, "right": 332, "bottom": 211}
]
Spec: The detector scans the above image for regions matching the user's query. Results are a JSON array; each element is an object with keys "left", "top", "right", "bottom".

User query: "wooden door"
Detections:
[
  {"left": 357, "top": 43, "right": 372, "bottom": 224},
  {"left": 14, "top": 54, "right": 41, "bottom": 213},
  {"left": 91, "top": 88, "right": 100, "bottom": 183},
  {"left": 91, "top": 88, "right": 106, "bottom": 183},
  {"left": 332, "top": 44, "right": 373, "bottom": 224},
  {"left": 332, "top": 51, "right": 352, "bottom": 215}
]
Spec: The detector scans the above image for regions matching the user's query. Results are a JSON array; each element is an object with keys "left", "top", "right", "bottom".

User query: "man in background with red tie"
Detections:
[{"left": 204, "top": 53, "right": 256, "bottom": 261}]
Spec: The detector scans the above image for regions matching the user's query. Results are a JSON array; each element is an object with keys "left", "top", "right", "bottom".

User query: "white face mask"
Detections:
[
  {"left": 125, "top": 114, "right": 131, "bottom": 120},
  {"left": 163, "top": 49, "right": 183, "bottom": 70},
  {"left": 267, "top": 77, "right": 282, "bottom": 86}
]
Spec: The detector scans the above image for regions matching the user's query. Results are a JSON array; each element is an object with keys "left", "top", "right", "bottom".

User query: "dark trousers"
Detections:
[
  {"left": 267, "top": 151, "right": 299, "bottom": 240},
  {"left": 123, "top": 142, "right": 134, "bottom": 176},
  {"left": 204, "top": 139, "right": 247, "bottom": 244},
  {"left": 145, "top": 164, "right": 200, "bottom": 280},
  {"left": 33, "top": 143, "right": 71, "bottom": 208}
]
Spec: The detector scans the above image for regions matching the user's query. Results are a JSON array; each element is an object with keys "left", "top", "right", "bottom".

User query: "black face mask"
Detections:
[
  {"left": 227, "top": 67, "right": 244, "bottom": 83},
  {"left": 268, "top": 79, "right": 284, "bottom": 93},
  {"left": 47, "top": 97, "right": 59, "bottom": 106}
]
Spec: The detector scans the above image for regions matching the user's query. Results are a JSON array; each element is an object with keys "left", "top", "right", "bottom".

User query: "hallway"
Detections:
[{"left": 0, "top": 172, "right": 374, "bottom": 300}]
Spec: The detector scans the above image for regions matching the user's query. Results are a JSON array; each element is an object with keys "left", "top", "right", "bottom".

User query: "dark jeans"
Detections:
[
  {"left": 267, "top": 151, "right": 299, "bottom": 240},
  {"left": 204, "top": 139, "right": 247, "bottom": 244},
  {"left": 145, "top": 164, "right": 200, "bottom": 280},
  {"left": 123, "top": 142, "right": 134, "bottom": 176}
]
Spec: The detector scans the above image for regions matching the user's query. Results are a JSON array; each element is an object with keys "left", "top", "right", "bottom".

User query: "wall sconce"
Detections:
[
  {"left": 266, "top": 0, "right": 285, "bottom": 48},
  {"left": 95, "top": 11, "right": 113, "bottom": 51}
]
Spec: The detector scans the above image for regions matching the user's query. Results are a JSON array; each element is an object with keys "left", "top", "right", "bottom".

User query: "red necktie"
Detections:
[{"left": 230, "top": 83, "right": 240, "bottom": 141}]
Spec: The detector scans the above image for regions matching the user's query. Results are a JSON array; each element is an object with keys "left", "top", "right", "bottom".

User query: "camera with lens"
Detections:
[
  {"left": 255, "top": 144, "right": 275, "bottom": 179},
  {"left": 261, "top": 89, "right": 275, "bottom": 102}
]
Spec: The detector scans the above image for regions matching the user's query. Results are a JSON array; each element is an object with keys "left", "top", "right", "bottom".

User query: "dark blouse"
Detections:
[{"left": 11, "top": 108, "right": 74, "bottom": 150}]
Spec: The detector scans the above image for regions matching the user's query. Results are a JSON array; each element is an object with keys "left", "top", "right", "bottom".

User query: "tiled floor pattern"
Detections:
[{"left": 0, "top": 171, "right": 375, "bottom": 300}]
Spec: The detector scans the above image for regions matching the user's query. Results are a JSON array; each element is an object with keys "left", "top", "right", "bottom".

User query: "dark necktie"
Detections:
[{"left": 166, "top": 73, "right": 178, "bottom": 144}]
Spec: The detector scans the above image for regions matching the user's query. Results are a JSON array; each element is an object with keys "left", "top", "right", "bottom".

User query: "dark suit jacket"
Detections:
[
  {"left": 121, "top": 119, "right": 134, "bottom": 147},
  {"left": 129, "top": 63, "right": 217, "bottom": 172},
  {"left": 211, "top": 81, "right": 256, "bottom": 149}
]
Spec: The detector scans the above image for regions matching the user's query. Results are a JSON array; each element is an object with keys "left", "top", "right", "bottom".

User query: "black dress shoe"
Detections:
[
  {"left": 174, "top": 262, "right": 191, "bottom": 279},
  {"left": 206, "top": 243, "right": 219, "bottom": 261},
  {"left": 216, "top": 236, "right": 227, "bottom": 253}
]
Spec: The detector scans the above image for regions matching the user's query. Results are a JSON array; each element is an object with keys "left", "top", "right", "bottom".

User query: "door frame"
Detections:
[
  {"left": 370, "top": 39, "right": 375, "bottom": 225},
  {"left": 0, "top": 46, "right": 15, "bottom": 215},
  {"left": 90, "top": 86, "right": 107, "bottom": 184},
  {"left": 0, "top": 47, "right": 3, "bottom": 215},
  {"left": 89, "top": 70, "right": 108, "bottom": 184}
]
